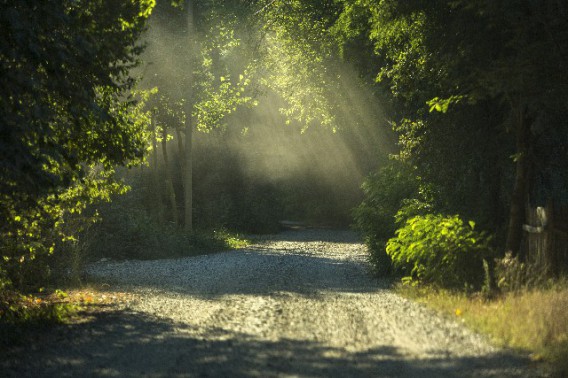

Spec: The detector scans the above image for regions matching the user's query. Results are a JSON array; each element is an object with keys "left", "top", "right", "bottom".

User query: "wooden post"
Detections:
[{"left": 505, "top": 102, "right": 531, "bottom": 257}]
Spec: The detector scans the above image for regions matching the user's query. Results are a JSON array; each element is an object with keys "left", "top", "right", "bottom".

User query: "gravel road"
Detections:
[{"left": 3, "top": 230, "right": 539, "bottom": 377}]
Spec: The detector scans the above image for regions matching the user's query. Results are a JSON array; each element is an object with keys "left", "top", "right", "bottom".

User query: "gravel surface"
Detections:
[{"left": 2, "top": 229, "right": 540, "bottom": 377}]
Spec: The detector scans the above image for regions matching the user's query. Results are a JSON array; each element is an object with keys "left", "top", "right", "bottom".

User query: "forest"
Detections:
[{"left": 1, "top": 0, "right": 568, "bottom": 371}]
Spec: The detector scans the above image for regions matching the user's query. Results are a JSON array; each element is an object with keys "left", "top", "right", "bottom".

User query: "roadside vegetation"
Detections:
[
  {"left": 2, "top": 1, "right": 567, "bottom": 374},
  {"left": 398, "top": 283, "right": 568, "bottom": 375},
  {"left": 0, "top": 285, "right": 141, "bottom": 351},
  {"left": 344, "top": 2, "right": 568, "bottom": 374}
]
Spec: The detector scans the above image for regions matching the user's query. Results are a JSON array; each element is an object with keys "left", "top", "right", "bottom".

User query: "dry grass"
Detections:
[{"left": 398, "top": 283, "right": 568, "bottom": 375}]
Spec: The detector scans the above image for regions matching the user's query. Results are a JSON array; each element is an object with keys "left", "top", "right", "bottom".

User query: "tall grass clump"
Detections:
[{"left": 399, "top": 283, "right": 568, "bottom": 375}]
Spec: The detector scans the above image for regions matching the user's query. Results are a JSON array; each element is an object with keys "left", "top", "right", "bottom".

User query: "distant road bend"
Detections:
[{"left": 4, "top": 230, "right": 538, "bottom": 377}]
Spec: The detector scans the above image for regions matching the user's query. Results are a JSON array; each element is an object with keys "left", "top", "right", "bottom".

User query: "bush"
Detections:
[
  {"left": 386, "top": 214, "right": 493, "bottom": 289},
  {"left": 353, "top": 161, "right": 420, "bottom": 275}
]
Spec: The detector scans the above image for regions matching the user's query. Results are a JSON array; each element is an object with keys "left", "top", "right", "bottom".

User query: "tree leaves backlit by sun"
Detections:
[{"left": 0, "top": 0, "right": 155, "bottom": 289}]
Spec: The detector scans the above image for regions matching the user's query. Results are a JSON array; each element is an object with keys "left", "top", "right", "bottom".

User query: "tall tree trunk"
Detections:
[
  {"left": 162, "top": 127, "right": 179, "bottom": 226},
  {"left": 184, "top": 115, "right": 193, "bottom": 232},
  {"left": 150, "top": 115, "right": 163, "bottom": 222},
  {"left": 505, "top": 103, "right": 531, "bottom": 257},
  {"left": 175, "top": 126, "right": 184, "bottom": 172},
  {"left": 183, "top": 0, "right": 196, "bottom": 232}
]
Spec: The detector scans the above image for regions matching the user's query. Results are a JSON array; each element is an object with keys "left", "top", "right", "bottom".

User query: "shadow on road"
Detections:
[
  {"left": 91, "top": 250, "right": 393, "bottom": 298},
  {"left": 87, "top": 229, "right": 387, "bottom": 298},
  {"left": 2, "top": 309, "right": 532, "bottom": 378}
]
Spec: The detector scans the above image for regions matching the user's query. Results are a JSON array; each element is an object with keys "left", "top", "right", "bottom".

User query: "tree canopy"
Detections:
[
  {"left": 332, "top": 0, "right": 568, "bottom": 255},
  {"left": 2, "top": 0, "right": 567, "bottom": 289},
  {"left": 0, "top": 0, "right": 155, "bottom": 287}
]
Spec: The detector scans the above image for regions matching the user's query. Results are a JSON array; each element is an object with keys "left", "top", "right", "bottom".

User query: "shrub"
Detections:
[
  {"left": 394, "top": 196, "right": 434, "bottom": 226},
  {"left": 353, "top": 161, "right": 420, "bottom": 275},
  {"left": 386, "top": 214, "right": 493, "bottom": 289}
]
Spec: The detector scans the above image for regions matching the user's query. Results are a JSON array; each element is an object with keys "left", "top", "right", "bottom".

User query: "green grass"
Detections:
[
  {"left": 211, "top": 229, "right": 251, "bottom": 249},
  {"left": 397, "top": 283, "right": 568, "bottom": 375}
]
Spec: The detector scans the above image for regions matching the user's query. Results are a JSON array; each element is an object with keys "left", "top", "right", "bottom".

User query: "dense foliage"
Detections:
[
  {"left": 3, "top": 0, "right": 567, "bottom": 293},
  {"left": 331, "top": 0, "right": 568, "bottom": 286},
  {"left": 353, "top": 161, "right": 421, "bottom": 274},
  {"left": 386, "top": 215, "right": 493, "bottom": 289},
  {"left": 2, "top": 2, "right": 565, "bottom": 372},
  {"left": 0, "top": 0, "right": 155, "bottom": 288}
]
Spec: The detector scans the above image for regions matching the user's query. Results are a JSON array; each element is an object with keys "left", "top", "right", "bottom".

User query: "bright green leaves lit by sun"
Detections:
[
  {"left": 261, "top": 32, "right": 337, "bottom": 132},
  {"left": 427, "top": 96, "right": 465, "bottom": 114},
  {"left": 256, "top": 1, "right": 340, "bottom": 132},
  {"left": 0, "top": 0, "right": 154, "bottom": 289},
  {"left": 187, "top": 0, "right": 347, "bottom": 134},
  {"left": 119, "top": 0, "right": 156, "bottom": 30},
  {"left": 193, "top": 18, "right": 257, "bottom": 132},
  {"left": 386, "top": 214, "right": 493, "bottom": 289}
]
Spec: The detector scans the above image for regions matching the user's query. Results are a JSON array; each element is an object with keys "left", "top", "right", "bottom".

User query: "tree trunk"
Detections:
[
  {"left": 183, "top": 0, "right": 196, "bottom": 232},
  {"left": 162, "top": 127, "right": 179, "bottom": 226},
  {"left": 184, "top": 116, "right": 193, "bottom": 232},
  {"left": 150, "top": 116, "right": 163, "bottom": 222},
  {"left": 175, "top": 126, "right": 184, "bottom": 172},
  {"left": 505, "top": 104, "right": 532, "bottom": 257}
]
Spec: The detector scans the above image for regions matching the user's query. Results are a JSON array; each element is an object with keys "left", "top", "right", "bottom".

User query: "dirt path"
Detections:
[{"left": 2, "top": 230, "right": 538, "bottom": 377}]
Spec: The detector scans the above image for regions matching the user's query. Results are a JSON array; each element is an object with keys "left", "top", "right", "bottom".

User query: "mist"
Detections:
[{"left": 134, "top": 4, "right": 395, "bottom": 230}]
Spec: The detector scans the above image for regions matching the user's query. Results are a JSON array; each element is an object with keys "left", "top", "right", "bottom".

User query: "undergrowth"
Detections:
[
  {"left": 2, "top": 227, "right": 251, "bottom": 334},
  {"left": 0, "top": 285, "right": 139, "bottom": 349},
  {"left": 0, "top": 289, "right": 79, "bottom": 348},
  {"left": 398, "top": 282, "right": 568, "bottom": 376},
  {"left": 85, "top": 204, "right": 252, "bottom": 262},
  {"left": 0, "top": 289, "right": 77, "bottom": 324}
]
